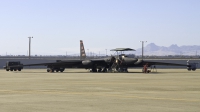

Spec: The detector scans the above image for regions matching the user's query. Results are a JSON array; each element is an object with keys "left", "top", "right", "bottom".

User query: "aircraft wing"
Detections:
[
  {"left": 141, "top": 60, "right": 188, "bottom": 67},
  {"left": 11, "top": 60, "right": 83, "bottom": 67}
]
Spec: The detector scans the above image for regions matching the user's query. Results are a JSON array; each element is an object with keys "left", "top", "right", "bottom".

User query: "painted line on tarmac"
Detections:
[{"left": 0, "top": 90, "right": 199, "bottom": 102}]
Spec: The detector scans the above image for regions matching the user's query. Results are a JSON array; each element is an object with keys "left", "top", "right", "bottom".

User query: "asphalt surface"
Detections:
[{"left": 0, "top": 69, "right": 200, "bottom": 112}]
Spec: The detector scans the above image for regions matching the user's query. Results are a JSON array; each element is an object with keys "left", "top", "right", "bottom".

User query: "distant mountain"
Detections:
[{"left": 135, "top": 43, "right": 200, "bottom": 56}]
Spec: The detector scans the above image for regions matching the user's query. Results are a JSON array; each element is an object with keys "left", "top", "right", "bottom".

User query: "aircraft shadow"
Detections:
[{"left": 11, "top": 71, "right": 165, "bottom": 74}]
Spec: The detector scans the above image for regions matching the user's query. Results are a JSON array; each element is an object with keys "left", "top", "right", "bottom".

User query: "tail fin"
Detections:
[{"left": 80, "top": 40, "right": 86, "bottom": 59}]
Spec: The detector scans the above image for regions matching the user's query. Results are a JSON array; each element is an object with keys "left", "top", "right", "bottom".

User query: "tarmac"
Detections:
[{"left": 0, "top": 69, "right": 200, "bottom": 112}]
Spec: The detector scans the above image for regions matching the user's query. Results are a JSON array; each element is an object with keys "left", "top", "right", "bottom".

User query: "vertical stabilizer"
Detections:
[{"left": 80, "top": 40, "right": 86, "bottom": 59}]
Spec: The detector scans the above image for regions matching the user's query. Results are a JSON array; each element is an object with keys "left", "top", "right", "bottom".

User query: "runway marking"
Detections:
[{"left": 0, "top": 90, "right": 200, "bottom": 102}]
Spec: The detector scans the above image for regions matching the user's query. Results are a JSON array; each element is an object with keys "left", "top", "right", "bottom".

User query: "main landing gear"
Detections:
[
  {"left": 117, "top": 68, "right": 128, "bottom": 73},
  {"left": 89, "top": 67, "right": 128, "bottom": 73},
  {"left": 90, "top": 67, "right": 108, "bottom": 73},
  {"left": 47, "top": 68, "right": 65, "bottom": 73}
]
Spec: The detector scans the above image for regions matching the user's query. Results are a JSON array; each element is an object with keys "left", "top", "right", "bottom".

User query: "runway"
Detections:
[{"left": 0, "top": 69, "right": 200, "bottom": 112}]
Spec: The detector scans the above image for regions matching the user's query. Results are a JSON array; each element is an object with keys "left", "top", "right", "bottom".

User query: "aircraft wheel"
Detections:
[
  {"left": 102, "top": 68, "right": 107, "bottom": 72},
  {"left": 107, "top": 69, "right": 112, "bottom": 73},
  {"left": 56, "top": 70, "right": 59, "bottom": 72},
  {"left": 6, "top": 69, "right": 9, "bottom": 71},
  {"left": 14, "top": 69, "right": 17, "bottom": 71},
  {"left": 117, "top": 68, "right": 124, "bottom": 72},
  {"left": 124, "top": 68, "right": 128, "bottom": 73},
  {"left": 188, "top": 69, "right": 191, "bottom": 71},
  {"left": 104, "top": 69, "right": 108, "bottom": 72},
  {"left": 60, "top": 69, "right": 64, "bottom": 72},
  {"left": 10, "top": 69, "right": 13, "bottom": 71},
  {"left": 51, "top": 69, "right": 55, "bottom": 72},
  {"left": 117, "top": 69, "right": 121, "bottom": 72},
  {"left": 92, "top": 68, "right": 97, "bottom": 72},
  {"left": 18, "top": 69, "right": 21, "bottom": 71},
  {"left": 47, "top": 69, "right": 50, "bottom": 72},
  {"left": 98, "top": 68, "right": 102, "bottom": 72}
]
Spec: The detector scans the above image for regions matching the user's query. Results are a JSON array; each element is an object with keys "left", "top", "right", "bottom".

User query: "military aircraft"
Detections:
[{"left": 8, "top": 40, "right": 197, "bottom": 73}]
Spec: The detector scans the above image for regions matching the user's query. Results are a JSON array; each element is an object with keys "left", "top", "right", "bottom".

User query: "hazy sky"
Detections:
[{"left": 0, "top": 0, "right": 200, "bottom": 55}]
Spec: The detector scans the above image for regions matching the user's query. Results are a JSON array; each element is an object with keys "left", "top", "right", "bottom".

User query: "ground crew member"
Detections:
[{"left": 143, "top": 63, "right": 148, "bottom": 73}]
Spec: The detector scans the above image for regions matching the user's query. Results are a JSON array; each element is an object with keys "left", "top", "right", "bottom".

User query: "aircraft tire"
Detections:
[
  {"left": 107, "top": 70, "right": 112, "bottom": 73},
  {"left": 125, "top": 68, "right": 128, "bottom": 73},
  {"left": 51, "top": 69, "right": 55, "bottom": 72},
  {"left": 6, "top": 69, "right": 9, "bottom": 71},
  {"left": 60, "top": 69, "right": 64, "bottom": 72},
  {"left": 98, "top": 68, "right": 102, "bottom": 72},
  {"left": 102, "top": 68, "right": 107, "bottom": 72},
  {"left": 92, "top": 68, "right": 97, "bottom": 72}
]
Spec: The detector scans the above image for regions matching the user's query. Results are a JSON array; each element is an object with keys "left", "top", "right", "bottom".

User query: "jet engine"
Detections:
[
  {"left": 123, "top": 58, "right": 138, "bottom": 65},
  {"left": 82, "top": 60, "right": 93, "bottom": 66}
]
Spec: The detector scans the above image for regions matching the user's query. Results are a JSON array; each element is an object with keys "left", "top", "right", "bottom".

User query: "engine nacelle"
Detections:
[
  {"left": 123, "top": 58, "right": 138, "bottom": 65},
  {"left": 82, "top": 60, "right": 93, "bottom": 66}
]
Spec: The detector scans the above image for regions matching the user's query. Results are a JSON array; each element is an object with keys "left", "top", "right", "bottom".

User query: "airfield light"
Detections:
[
  {"left": 28, "top": 37, "right": 33, "bottom": 59},
  {"left": 140, "top": 41, "right": 147, "bottom": 60}
]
